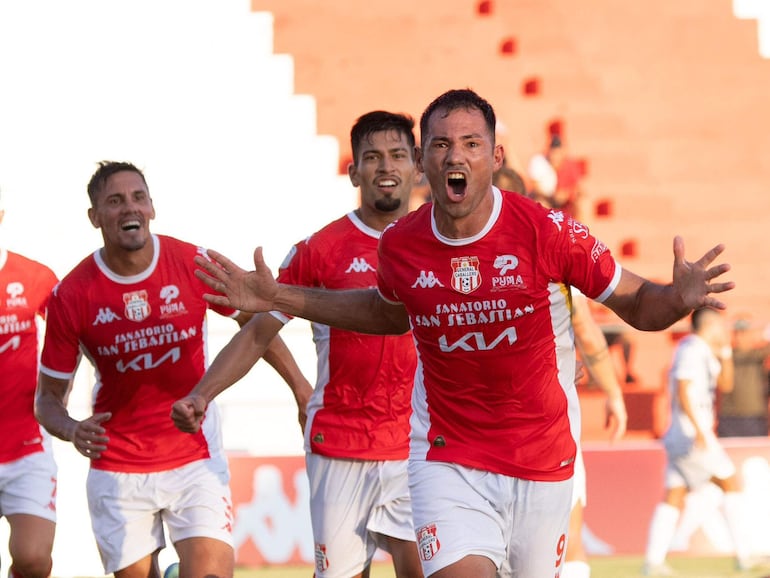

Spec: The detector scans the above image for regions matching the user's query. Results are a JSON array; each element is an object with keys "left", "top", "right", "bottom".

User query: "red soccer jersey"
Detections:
[
  {"left": 40, "top": 235, "right": 238, "bottom": 473},
  {"left": 0, "top": 249, "right": 58, "bottom": 463},
  {"left": 377, "top": 188, "right": 620, "bottom": 481},
  {"left": 274, "top": 212, "right": 416, "bottom": 460}
]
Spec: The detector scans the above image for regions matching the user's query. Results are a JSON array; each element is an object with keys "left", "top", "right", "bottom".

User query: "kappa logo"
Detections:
[
  {"left": 412, "top": 270, "right": 445, "bottom": 288},
  {"left": 548, "top": 210, "right": 565, "bottom": 231},
  {"left": 417, "top": 523, "right": 441, "bottom": 561},
  {"left": 345, "top": 257, "right": 376, "bottom": 274},
  {"left": 93, "top": 307, "right": 122, "bottom": 326}
]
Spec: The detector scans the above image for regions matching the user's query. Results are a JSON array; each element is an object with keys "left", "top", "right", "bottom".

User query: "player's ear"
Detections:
[
  {"left": 493, "top": 144, "right": 505, "bottom": 172},
  {"left": 415, "top": 146, "right": 424, "bottom": 173},
  {"left": 87, "top": 207, "right": 100, "bottom": 229},
  {"left": 347, "top": 161, "right": 360, "bottom": 188}
]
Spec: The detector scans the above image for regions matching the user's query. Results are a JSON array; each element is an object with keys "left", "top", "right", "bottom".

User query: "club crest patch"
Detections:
[
  {"left": 123, "top": 291, "right": 151, "bottom": 322},
  {"left": 450, "top": 256, "right": 481, "bottom": 294},
  {"left": 417, "top": 523, "right": 441, "bottom": 561},
  {"left": 314, "top": 543, "right": 329, "bottom": 574}
]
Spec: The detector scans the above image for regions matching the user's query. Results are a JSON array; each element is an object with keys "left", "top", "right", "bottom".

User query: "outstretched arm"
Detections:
[
  {"left": 603, "top": 236, "right": 734, "bottom": 331},
  {"left": 195, "top": 247, "right": 410, "bottom": 335}
]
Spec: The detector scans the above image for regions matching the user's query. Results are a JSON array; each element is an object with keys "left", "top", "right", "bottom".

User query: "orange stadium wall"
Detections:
[{"left": 228, "top": 440, "right": 770, "bottom": 565}]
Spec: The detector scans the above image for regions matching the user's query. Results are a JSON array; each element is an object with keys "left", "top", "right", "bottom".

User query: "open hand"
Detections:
[
  {"left": 672, "top": 236, "right": 734, "bottom": 311},
  {"left": 195, "top": 247, "right": 279, "bottom": 313}
]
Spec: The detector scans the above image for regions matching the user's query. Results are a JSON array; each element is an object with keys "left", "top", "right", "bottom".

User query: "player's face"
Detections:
[
  {"left": 418, "top": 107, "right": 504, "bottom": 237},
  {"left": 348, "top": 129, "right": 417, "bottom": 215},
  {"left": 88, "top": 170, "right": 155, "bottom": 252}
]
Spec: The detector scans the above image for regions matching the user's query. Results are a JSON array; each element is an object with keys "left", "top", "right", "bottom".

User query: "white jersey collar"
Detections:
[
  {"left": 94, "top": 234, "right": 160, "bottom": 284},
  {"left": 431, "top": 186, "right": 502, "bottom": 246},
  {"left": 347, "top": 211, "right": 383, "bottom": 240}
]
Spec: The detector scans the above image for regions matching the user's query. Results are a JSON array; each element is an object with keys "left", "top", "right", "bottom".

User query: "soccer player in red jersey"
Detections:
[
  {"left": 172, "top": 112, "right": 424, "bottom": 578},
  {"left": 0, "top": 192, "right": 59, "bottom": 578},
  {"left": 194, "top": 90, "right": 734, "bottom": 578},
  {"left": 34, "top": 162, "right": 309, "bottom": 578}
]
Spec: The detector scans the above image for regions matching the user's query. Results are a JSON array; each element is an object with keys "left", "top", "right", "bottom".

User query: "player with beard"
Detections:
[
  {"left": 192, "top": 90, "right": 733, "bottom": 578},
  {"left": 34, "top": 161, "right": 309, "bottom": 578},
  {"left": 172, "top": 112, "right": 424, "bottom": 578}
]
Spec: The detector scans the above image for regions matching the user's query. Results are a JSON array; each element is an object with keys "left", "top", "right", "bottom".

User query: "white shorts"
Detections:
[
  {"left": 408, "top": 460, "right": 572, "bottom": 578},
  {"left": 571, "top": 450, "right": 586, "bottom": 508},
  {"left": 0, "top": 449, "right": 57, "bottom": 522},
  {"left": 306, "top": 454, "right": 413, "bottom": 578},
  {"left": 666, "top": 443, "right": 736, "bottom": 490},
  {"left": 86, "top": 458, "right": 232, "bottom": 574}
]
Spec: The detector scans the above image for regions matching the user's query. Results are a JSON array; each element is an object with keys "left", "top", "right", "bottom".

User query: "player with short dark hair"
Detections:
[
  {"left": 194, "top": 89, "right": 734, "bottom": 578},
  {"left": 172, "top": 112, "right": 424, "bottom": 578},
  {"left": 35, "top": 161, "right": 309, "bottom": 578}
]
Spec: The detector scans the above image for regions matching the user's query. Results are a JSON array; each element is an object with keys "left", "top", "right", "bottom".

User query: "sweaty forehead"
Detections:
[{"left": 425, "top": 107, "right": 492, "bottom": 140}]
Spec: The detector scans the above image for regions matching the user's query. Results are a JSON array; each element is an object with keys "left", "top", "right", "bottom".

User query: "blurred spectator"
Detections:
[
  {"left": 527, "top": 131, "right": 585, "bottom": 219},
  {"left": 643, "top": 308, "right": 754, "bottom": 575},
  {"left": 493, "top": 165, "right": 527, "bottom": 193},
  {"left": 717, "top": 317, "right": 770, "bottom": 437}
]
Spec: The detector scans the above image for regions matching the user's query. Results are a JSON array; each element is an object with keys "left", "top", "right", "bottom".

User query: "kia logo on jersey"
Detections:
[
  {"left": 123, "top": 291, "right": 151, "bottom": 322},
  {"left": 450, "top": 256, "right": 481, "bottom": 294}
]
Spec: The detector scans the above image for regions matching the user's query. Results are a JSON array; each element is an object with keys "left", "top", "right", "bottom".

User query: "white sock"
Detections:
[
  {"left": 723, "top": 491, "right": 751, "bottom": 565},
  {"left": 562, "top": 560, "right": 591, "bottom": 578},
  {"left": 644, "top": 502, "right": 680, "bottom": 566}
]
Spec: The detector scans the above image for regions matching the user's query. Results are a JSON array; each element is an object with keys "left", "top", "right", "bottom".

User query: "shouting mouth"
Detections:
[{"left": 447, "top": 171, "right": 467, "bottom": 199}]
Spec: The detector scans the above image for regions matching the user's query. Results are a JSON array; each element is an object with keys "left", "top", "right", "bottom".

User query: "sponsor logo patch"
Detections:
[{"left": 4, "top": 281, "right": 28, "bottom": 308}]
